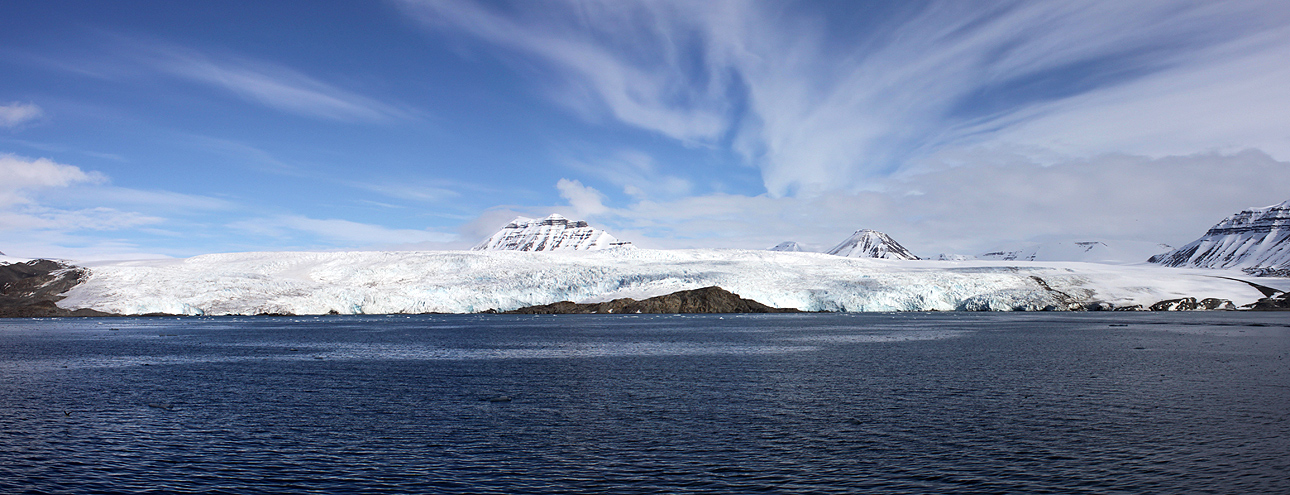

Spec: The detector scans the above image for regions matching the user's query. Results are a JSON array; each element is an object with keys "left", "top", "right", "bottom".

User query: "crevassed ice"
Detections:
[{"left": 56, "top": 248, "right": 1268, "bottom": 316}]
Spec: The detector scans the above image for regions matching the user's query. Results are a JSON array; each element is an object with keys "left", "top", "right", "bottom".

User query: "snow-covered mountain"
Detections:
[
  {"left": 55, "top": 249, "right": 1268, "bottom": 315},
  {"left": 980, "top": 240, "right": 1174, "bottom": 264},
  {"left": 1149, "top": 200, "right": 1290, "bottom": 275},
  {"left": 769, "top": 241, "right": 806, "bottom": 252},
  {"left": 826, "top": 230, "right": 918, "bottom": 260},
  {"left": 472, "top": 214, "right": 630, "bottom": 251}
]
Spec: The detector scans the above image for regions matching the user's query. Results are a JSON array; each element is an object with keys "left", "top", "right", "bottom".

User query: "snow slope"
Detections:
[
  {"left": 472, "top": 214, "right": 629, "bottom": 251},
  {"left": 827, "top": 230, "right": 919, "bottom": 260},
  {"left": 769, "top": 241, "right": 806, "bottom": 252},
  {"left": 980, "top": 240, "right": 1174, "bottom": 264},
  {"left": 1150, "top": 200, "right": 1290, "bottom": 275},
  {"left": 57, "top": 248, "right": 1268, "bottom": 315}
]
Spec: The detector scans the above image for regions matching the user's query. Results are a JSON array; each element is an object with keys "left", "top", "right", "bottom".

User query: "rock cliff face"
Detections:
[
  {"left": 1149, "top": 200, "right": 1290, "bottom": 275},
  {"left": 826, "top": 230, "right": 918, "bottom": 260},
  {"left": 472, "top": 214, "right": 630, "bottom": 251},
  {"left": 0, "top": 260, "right": 111, "bottom": 317},
  {"left": 504, "top": 286, "right": 800, "bottom": 314}
]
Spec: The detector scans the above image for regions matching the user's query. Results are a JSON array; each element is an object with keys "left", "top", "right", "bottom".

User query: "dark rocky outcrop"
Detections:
[
  {"left": 504, "top": 286, "right": 800, "bottom": 314},
  {"left": 1243, "top": 292, "right": 1290, "bottom": 311},
  {"left": 1148, "top": 297, "right": 1235, "bottom": 311},
  {"left": 0, "top": 260, "right": 112, "bottom": 317}
]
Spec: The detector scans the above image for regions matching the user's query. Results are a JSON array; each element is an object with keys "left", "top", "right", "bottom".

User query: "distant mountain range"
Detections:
[
  {"left": 1150, "top": 200, "right": 1290, "bottom": 276},
  {"left": 411, "top": 200, "right": 1290, "bottom": 275},
  {"left": 979, "top": 240, "right": 1174, "bottom": 264}
]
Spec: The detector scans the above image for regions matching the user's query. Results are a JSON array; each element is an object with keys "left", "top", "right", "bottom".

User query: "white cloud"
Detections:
[
  {"left": 228, "top": 215, "right": 457, "bottom": 246},
  {"left": 0, "top": 154, "right": 105, "bottom": 206},
  {"left": 402, "top": 0, "right": 1290, "bottom": 197},
  {"left": 563, "top": 149, "right": 692, "bottom": 199},
  {"left": 0, "top": 206, "right": 161, "bottom": 232},
  {"left": 556, "top": 178, "right": 609, "bottom": 217},
  {"left": 0, "top": 102, "right": 43, "bottom": 128},
  {"left": 571, "top": 150, "right": 1290, "bottom": 255}
]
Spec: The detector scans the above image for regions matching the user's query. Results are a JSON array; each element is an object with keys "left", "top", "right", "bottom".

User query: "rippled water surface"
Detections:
[{"left": 1, "top": 312, "right": 1287, "bottom": 493}]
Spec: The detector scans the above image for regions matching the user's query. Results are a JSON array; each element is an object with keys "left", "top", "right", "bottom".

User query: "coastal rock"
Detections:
[
  {"left": 1148, "top": 297, "right": 1236, "bottom": 311},
  {"left": 504, "top": 286, "right": 800, "bottom": 314},
  {"left": 0, "top": 260, "right": 111, "bottom": 317},
  {"left": 1243, "top": 292, "right": 1290, "bottom": 311}
]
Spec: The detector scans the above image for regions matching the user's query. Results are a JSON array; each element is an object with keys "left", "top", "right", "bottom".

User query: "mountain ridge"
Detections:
[{"left": 1149, "top": 200, "right": 1290, "bottom": 275}]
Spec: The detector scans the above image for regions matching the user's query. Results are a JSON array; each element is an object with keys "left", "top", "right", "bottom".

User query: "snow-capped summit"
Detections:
[
  {"left": 472, "top": 214, "right": 631, "bottom": 251},
  {"left": 826, "top": 230, "right": 918, "bottom": 260},
  {"left": 1149, "top": 200, "right": 1290, "bottom": 275},
  {"left": 768, "top": 241, "right": 805, "bottom": 252}
]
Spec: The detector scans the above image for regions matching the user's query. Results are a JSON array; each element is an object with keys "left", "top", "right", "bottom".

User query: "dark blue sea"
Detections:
[{"left": 1, "top": 312, "right": 1287, "bottom": 493}]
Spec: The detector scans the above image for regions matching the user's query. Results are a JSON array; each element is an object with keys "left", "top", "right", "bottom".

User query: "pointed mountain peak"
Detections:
[
  {"left": 827, "top": 229, "right": 918, "bottom": 260},
  {"left": 769, "top": 241, "right": 805, "bottom": 252}
]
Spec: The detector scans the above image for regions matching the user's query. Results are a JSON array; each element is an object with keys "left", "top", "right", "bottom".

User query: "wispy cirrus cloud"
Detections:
[
  {"left": 149, "top": 50, "right": 414, "bottom": 123},
  {"left": 0, "top": 102, "right": 43, "bottom": 128},
  {"left": 32, "top": 35, "right": 414, "bottom": 124},
  {"left": 399, "top": 0, "right": 1290, "bottom": 196}
]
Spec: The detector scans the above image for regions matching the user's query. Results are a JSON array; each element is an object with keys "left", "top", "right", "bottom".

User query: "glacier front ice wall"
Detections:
[{"left": 57, "top": 249, "right": 1269, "bottom": 315}]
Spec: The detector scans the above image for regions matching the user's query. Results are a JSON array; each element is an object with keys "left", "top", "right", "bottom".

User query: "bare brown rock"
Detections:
[{"left": 504, "top": 286, "right": 800, "bottom": 314}]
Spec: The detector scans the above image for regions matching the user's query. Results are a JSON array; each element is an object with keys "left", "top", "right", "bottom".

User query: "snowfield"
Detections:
[{"left": 55, "top": 248, "right": 1275, "bottom": 315}]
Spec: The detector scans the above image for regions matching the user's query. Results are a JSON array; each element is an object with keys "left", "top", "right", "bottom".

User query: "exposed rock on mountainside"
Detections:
[
  {"left": 1150, "top": 200, "right": 1290, "bottom": 275},
  {"left": 0, "top": 260, "right": 112, "bottom": 317},
  {"left": 504, "top": 286, "right": 801, "bottom": 314},
  {"left": 472, "top": 213, "right": 631, "bottom": 251},
  {"left": 769, "top": 241, "right": 805, "bottom": 252},
  {"left": 1244, "top": 292, "right": 1290, "bottom": 310},
  {"left": 826, "top": 230, "right": 919, "bottom": 260},
  {"left": 1148, "top": 297, "right": 1236, "bottom": 311}
]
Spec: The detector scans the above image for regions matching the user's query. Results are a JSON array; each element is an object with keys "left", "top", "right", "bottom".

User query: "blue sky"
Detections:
[{"left": 3, "top": 0, "right": 1290, "bottom": 260}]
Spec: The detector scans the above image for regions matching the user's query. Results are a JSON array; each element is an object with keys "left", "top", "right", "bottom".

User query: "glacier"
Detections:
[
  {"left": 472, "top": 214, "right": 629, "bottom": 251},
  {"left": 54, "top": 248, "right": 1274, "bottom": 316},
  {"left": 1150, "top": 200, "right": 1290, "bottom": 275}
]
